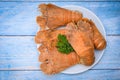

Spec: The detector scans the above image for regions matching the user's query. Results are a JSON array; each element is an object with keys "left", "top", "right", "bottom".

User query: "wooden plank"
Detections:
[
  {"left": 0, "top": 0, "right": 119, "bottom": 2},
  {"left": 0, "top": 36, "right": 40, "bottom": 70},
  {"left": 0, "top": 70, "right": 120, "bottom": 80},
  {"left": 0, "top": 36, "right": 120, "bottom": 70},
  {"left": 0, "top": 2, "right": 120, "bottom": 35}
]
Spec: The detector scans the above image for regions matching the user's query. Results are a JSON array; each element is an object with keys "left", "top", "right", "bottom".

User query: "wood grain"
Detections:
[
  {"left": 0, "top": 36, "right": 40, "bottom": 70},
  {"left": 0, "top": 2, "right": 120, "bottom": 35},
  {"left": 0, "top": 36, "right": 120, "bottom": 70},
  {"left": 0, "top": 0, "right": 119, "bottom": 2},
  {"left": 0, "top": 70, "right": 120, "bottom": 80}
]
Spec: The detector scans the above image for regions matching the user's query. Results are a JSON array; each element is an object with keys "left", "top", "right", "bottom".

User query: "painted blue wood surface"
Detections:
[
  {"left": 0, "top": 1, "right": 120, "bottom": 80},
  {"left": 1, "top": 0, "right": 119, "bottom": 2},
  {"left": 0, "top": 36, "right": 120, "bottom": 70},
  {"left": 0, "top": 2, "right": 120, "bottom": 35},
  {"left": 0, "top": 70, "right": 120, "bottom": 80}
]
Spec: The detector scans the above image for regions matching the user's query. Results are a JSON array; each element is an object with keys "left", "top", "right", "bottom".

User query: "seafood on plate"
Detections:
[
  {"left": 36, "top": 3, "right": 82, "bottom": 30},
  {"left": 35, "top": 3, "right": 106, "bottom": 74}
]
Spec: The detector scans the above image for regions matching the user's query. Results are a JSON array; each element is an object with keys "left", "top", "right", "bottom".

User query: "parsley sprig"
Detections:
[{"left": 56, "top": 34, "right": 74, "bottom": 54}]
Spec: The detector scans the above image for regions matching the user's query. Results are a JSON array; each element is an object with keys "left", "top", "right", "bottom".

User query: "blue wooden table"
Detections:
[{"left": 0, "top": 0, "right": 120, "bottom": 80}]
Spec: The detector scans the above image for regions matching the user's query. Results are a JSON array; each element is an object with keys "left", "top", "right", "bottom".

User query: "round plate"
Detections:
[{"left": 37, "top": 5, "right": 106, "bottom": 74}]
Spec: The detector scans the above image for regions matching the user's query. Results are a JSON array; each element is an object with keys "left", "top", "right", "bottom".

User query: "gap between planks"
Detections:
[
  {"left": 0, "top": 69, "right": 120, "bottom": 71},
  {"left": 0, "top": 34, "right": 120, "bottom": 37},
  {"left": 0, "top": 1, "right": 119, "bottom": 2}
]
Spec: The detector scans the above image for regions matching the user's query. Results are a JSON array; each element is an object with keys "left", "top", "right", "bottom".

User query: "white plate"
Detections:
[{"left": 37, "top": 5, "right": 106, "bottom": 74}]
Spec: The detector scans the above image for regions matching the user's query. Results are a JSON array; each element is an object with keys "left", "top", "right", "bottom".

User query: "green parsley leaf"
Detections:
[{"left": 56, "top": 34, "right": 74, "bottom": 54}]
